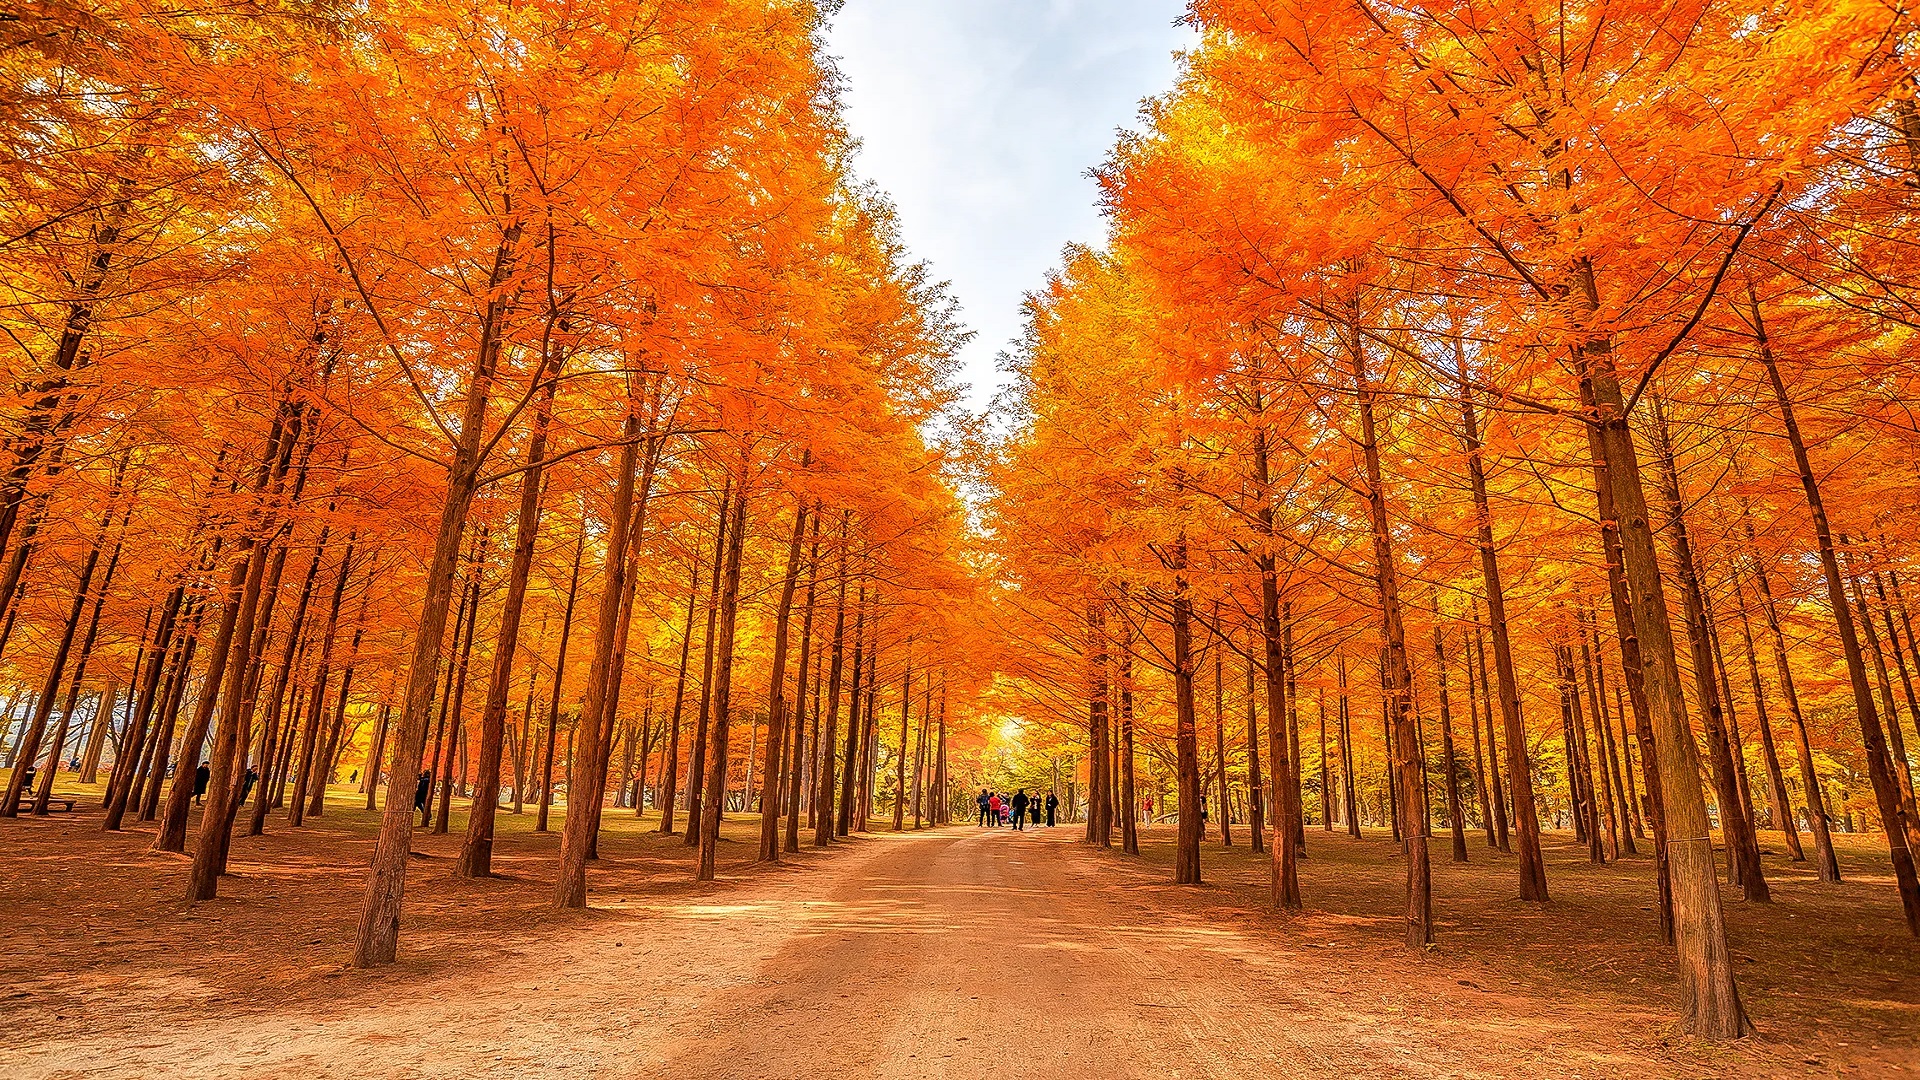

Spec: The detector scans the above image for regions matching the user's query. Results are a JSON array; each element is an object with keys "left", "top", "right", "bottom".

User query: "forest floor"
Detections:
[{"left": 0, "top": 787, "right": 1917, "bottom": 1078}]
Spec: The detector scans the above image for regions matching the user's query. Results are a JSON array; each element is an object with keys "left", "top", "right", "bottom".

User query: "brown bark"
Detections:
[
  {"left": 553, "top": 414, "right": 643, "bottom": 907},
  {"left": 1245, "top": 641, "right": 1266, "bottom": 852},
  {"left": 684, "top": 480, "right": 731, "bottom": 848},
  {"left": 758, "top": 500, "right": 807, "bottom": 860},
  {"left": 455, "top": 379, "right": 554, "bottom": 877},
  {"left": 1579, "top": 377, "right": 1672, "bottom": 939},
  {"left": 1349, "top": 321, "right": 1428, "bottom": 945},
  {"left": 352, "top": 222, "right": 521, "bottom": 967},
  {"left": 1457, "top": 376, "right": 1545, "bottom": 898},
  {"left": 783, "top": 513, "right": 820, "bottom": 853},
  {"left": 1212, "top": 637, "right": 1231, "bottom": 846},
  {"left": 1648, "top": 393, "right": 1767, "bottom": 902},
  {"left": 659, "top": 548, "right": 700, "bottom": 835},
  {"left": 1745, "top": 506, "right": 1840, "bottom": 881},
  {"left": 1581, "top": 310, "right": 1748, "bottom": 1034},
  {"left": 1433, "top": 611, "right": 1468, "bottom": 863},
  {"left": 813, "top": 515, "right": 849, "bottom": 846},
  {"left": 1170, "top": 537, "right": 1202, "bottom": 885},
  {"left": 696, "top": 475, "right": 749, "bottom": 881},
  {"left": 1730, "top": 564, "right": 1803, "bottom": 860}
]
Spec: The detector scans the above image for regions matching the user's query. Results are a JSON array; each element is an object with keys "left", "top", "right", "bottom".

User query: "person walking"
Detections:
[
  {"left": 239, "top": 767, "right": 258, "bottom": 806},
  {"left": 193, "top": 763, "right": 210, "bottom": 806},
  {"left": 1045, "top": 791, "right": 1058, "bottom": 827},
  {"left": 414, "top": 770, "right": 433, "bottom": 825},
  {"left": 988, "top": 791, "right": 1003, "bottom": 828},
  {"left": 1011, "top": 789, "right": 1029, "bottom": 832},
  {"left": 976, "top": 788, "right": 992, "bottom": 827}
]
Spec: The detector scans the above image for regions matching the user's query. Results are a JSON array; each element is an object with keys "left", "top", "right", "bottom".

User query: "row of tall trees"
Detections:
[
  {"left": 0, "top": 0, "right": 983, "bottom": 967},
  {"left": 984, "top": 0, "right": 1920, "bottom": 1040}
]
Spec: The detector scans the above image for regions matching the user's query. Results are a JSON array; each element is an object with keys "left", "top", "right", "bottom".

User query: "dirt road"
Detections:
[{"left": 7, "top": 823, "right": 1890, "bottom": 1078}]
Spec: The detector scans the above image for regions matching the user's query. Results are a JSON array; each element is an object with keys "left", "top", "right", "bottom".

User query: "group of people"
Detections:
[{"left": 976, "top": 788, "right": 1057, "bottom": 830}]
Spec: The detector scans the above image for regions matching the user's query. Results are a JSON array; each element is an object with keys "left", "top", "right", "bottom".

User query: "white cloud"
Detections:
[{"left": 825, "top": 0, "right": 1196, "bottom": 412}]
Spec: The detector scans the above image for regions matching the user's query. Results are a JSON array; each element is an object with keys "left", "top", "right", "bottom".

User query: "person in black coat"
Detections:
[
  {"left": 1010, "top": 789, "right": 1030, "bottom": 831},
  {"left": 976, "top": 789, "right": 991, "bottom": 827},
  {"left": 1044, "top": 791, "right": 1058, "bottom": 827},
  {"left": 239, "top": 767, "right": 258, "bottom": 806},
  {"left": 414, "top": 770, "right": 433, "bottom": 824},
  {"left": 193, "top": 763, "right": 210, "bottom": 806},
  {"left": 1029, "top": 798, "right": 1041, "bottom": 827}
]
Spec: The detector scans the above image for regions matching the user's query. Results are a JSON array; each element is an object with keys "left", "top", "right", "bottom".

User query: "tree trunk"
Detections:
[
  {"left": 758, "top": 500, "right": 807, "bottom": 861},
  {"left": 659, "top": 549, "right": 700, "bottom": 835},
  {"left": 554, "top": 414, "right": 643, "bottom": 908},
  {"left": 813, "top": 514, "right": 850, "bottom": 846},
  {"left": 455, "top": 379, "right": 554, "bottom": 877},
  {"left": 1730, "top": 563, "right": 1803, "bottom": 860},
  {"left": 697, "top": 475, "right": 750, "bottom": 882},
  {"left": 1648, "top": 393, "right": 1768, "bottom": 902},
  {"left": 1434, "top": 611, "right": 1468, "bottom": 863},
  {"left": 538, "top": 529, "right": 584, "bottom": 835},
  {"left": 784, "top": 513, "right": 821, "bottom": 853},
  {"left": 1751, "top": 288, "right": 1912, "bottom": 926},
  {"left": 352, "top": 226, "right": 520, "bottom": 966},
  {"left": 1580, "top": 304, "right": 1749, "bottom": 1034},
  {"left": 1350, "top": 322, "right": 1429, "bottom": 945},
  {"left": 685, "top": 480, "right": 731, "bottom": 849},
  {"left": 1744, "top": 505, "right": 1841, "bottom": 881},
  {"left": 1457, "top": 377, "right": 1545, "bottom": 897},
  {"left": 1245, "top": 643, "right": 1266, "bottom": 852},
  {"left": 1170, "top": 537, "right": 1202, "bottom": 885}
]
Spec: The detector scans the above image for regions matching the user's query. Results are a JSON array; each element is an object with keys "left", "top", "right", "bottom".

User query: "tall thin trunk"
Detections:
[
  {"left": 696, "top": 475, "right": 749, "bottom": 882},
  {"left": 1171, "top": 536, "right": 1202, "bottom": 885},
  {"left": 353, "top": 295, "right": 514, "bottom": 963},
  {"left": 1213, "top": 635, "right": 1231, "bottom": 846},
  {"left": 783, "top": 513, "right": 821, "bottom": 853},
  {"left": 1648, "top": 393, "right": 1767, "bottom": 901},
  {"left": 1730, "top": 563, "right": 1802, "bottom": 861},
  {"left": 1580, "top": 292, "right": 1748, "bottom": 1034},
  {"left": 758, "top": 500, "right": 807, "bottom": 861},
  {"left": 538, "top": 529, "right": 584, "bottom": 834},
  {"left": 1245, "top": 640, "right": 1266, "bottom": 852},
  {"left": 1351, "top": 316, "right": 1428, "bottom": 945},
  {"left": 1252, "top": 417, "right": 1300, "bottom": 906},
  {"left": 893, "top": 644, "right": 911, "bottom": 833},
  {"left": 1457, "top": 374, "right": 1544, "bottom": 898},
  {"left": 659, "top": 549, "right": 700, "bottom": 835},
  {"left": 813, "top": 515, "right": 849, "bottom": 846},
  {"left": 1579, "top": 377, "right": 1672, "bottom": 938},
  {"left": 685, "top": 479, "right": 731, "bottom": 849},
  {"left": 1745, "top": 506, "right": 1840, "bottom": 881},
  {"left": 554, "top": 413, "right": 643, "bottom": 908},
  {"left": 456, "top": 379, "right": 555, "bottom": 877},
  {"left": 1433, "top": 610, "right": 1467, "bottom": 863}
]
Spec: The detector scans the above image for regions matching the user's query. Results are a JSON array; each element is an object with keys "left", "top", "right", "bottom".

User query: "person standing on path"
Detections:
[
  {"left": 1011, "top": 789, "right": 1029, "bottom": 831},
  {"left": 1029, "top": 798, "right": 1041, "bottom": 827},
  {"left": 1045, "top": 791, "right": 1058, "bottom": 827},
  {"left": 977, "top": 789, "right": 992, "bottom": 826},
  {"left": 988, "top": 792, "right": 1003, "bottom": 827},
  {"left": 415, "top": 770, "right": 433, "bottom": 825}
]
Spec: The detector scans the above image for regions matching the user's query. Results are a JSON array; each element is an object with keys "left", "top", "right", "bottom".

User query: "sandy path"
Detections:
[{"left": 7, "top": 824, "right": 1824, "bottom": 1079}]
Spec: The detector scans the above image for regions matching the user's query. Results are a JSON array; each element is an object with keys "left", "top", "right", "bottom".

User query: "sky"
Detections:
[{"left": 824, "top": 1, "right": 1197, "bottom": 414}]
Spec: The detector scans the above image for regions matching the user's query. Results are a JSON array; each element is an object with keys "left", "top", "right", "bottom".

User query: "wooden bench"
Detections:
[
  {"left": 9, "top": 794, "right": 76, "bottom": 813},
  {"left": 6, "top": 770, "right": 77, "bottom": 812}
]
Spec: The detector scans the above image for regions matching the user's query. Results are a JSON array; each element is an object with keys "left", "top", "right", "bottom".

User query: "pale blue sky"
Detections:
[{"left": 825, "top": 1, "right": 1196, "bottom": 412}]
